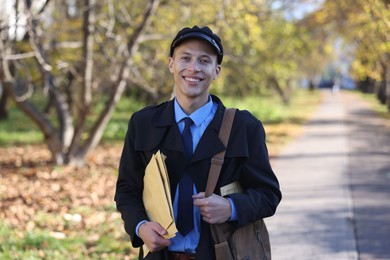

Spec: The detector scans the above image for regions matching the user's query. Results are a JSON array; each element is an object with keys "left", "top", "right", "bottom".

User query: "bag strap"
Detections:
[{"left": 205, "top": 108, "right": 236, "bottom": 197}]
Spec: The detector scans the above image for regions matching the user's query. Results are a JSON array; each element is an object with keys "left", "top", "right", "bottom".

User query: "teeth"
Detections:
[{"left": 185, "top": 77, "right": 200, "bottom": 82}]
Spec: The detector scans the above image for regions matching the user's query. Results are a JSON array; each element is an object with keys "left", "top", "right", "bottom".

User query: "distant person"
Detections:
[
  {"left": 115, "top": 25, "right": 282, "bottom": 260},
  {"left": 332, "top": 78, "right": 340, "bottom": 94}
]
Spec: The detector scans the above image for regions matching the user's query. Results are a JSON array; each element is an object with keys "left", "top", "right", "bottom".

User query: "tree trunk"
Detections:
[
  {"left": 386, "top": 66, "right": 390, "bottom": 112},
  {"left": 268, "top": 76, "right": 290, "bottom": 104},
  {"left": 0, "top": 85, "right": 10, "bottom": 120},
  {"left": 308, "top": 80, "right": 315, "bottom": 91}
]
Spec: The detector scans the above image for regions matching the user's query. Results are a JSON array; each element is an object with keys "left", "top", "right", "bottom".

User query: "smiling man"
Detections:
[{"left": 115, "top": 26, "right": 281, "bottom": 260}]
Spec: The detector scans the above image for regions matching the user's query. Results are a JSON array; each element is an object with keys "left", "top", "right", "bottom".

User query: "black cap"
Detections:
[{"left": 170, "top": 26, "right": 223, "bottom": 64}]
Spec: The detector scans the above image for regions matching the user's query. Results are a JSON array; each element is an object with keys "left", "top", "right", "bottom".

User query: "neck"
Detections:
[{"left": 176, "top": 95, "right": 209, "bottom": 115}]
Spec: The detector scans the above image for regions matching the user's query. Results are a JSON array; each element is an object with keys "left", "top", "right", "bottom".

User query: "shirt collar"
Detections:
[{"left": 174, "top": 96, "right": 214, "bottom": 127}]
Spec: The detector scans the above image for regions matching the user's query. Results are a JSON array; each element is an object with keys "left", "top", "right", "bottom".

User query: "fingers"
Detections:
[
  {"left": 192, "top": 192, "right": 205, "bottom": 199},
  {"left": 155, "top": 223, "right": 168, "bottom": 237},
  {"left": 139, "top": 221, "right": 171, "bottom": 253},
  {"left": 193, "top": 194, "right": 232, "bottom": 224}
]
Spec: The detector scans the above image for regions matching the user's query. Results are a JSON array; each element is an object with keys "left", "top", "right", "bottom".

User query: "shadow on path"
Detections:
[
  {"left": 345, "top": 94, "right": 390, "bottom": 259},
  {"left": 266, "top": 91, "right": 390, "bottom": 260}
]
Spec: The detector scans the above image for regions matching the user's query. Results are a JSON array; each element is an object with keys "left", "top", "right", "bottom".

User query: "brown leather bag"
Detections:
[{"left": 205, "top": 108, "right": 271, "bottom": 260}]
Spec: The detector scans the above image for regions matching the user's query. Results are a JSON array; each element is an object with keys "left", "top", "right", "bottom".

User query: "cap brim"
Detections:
[{"left": 171, "top": 32, "right": 222, "bottom": 57}]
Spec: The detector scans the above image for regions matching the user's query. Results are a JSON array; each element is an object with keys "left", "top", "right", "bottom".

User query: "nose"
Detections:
[{"left": 189, "top": 60, "right": 201, "bottom": 72}]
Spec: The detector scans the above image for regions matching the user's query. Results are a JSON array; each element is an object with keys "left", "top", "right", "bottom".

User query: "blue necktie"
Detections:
[{"left": 177, "top": 117, "right": 194, "bottom": 236}]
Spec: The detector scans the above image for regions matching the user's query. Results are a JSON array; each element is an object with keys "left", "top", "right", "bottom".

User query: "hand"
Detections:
[
  {"left": 193, "top": 192, "right": 232, "bottom": 224},
  {"left": 138, "top": 221, "right": 171, "bottom": 253}
]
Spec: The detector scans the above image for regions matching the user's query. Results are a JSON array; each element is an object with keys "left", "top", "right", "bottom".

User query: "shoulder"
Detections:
[
  {"left": 235, "top": 109, "right": 259, "bottom": 123},
  {"left": 131, "top": 101, "right": 170, "bottom": 122},
  {"left": 126, "top": 100, "right": 174, "bottom": 151},
  {"left": 225, "top": 108, "right": 267, "bottom": 158},
  {"left": 130, "top": 100, "right": 173, "bottom": 125},
  {"left": 230, "top": 108, "right": 267, "bottom": 146},
  {"left": 234, "top": 109, "right": 264, "bottom": 130}
]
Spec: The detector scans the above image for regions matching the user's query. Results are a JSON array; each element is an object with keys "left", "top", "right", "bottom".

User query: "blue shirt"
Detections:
[{"left": 169, "top": 97, "right": 217, "bottom": 253}]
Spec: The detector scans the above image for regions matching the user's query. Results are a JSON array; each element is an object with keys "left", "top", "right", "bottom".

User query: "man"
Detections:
[{"left": 115, "top": 25, "right": 281, "bottom": 260}]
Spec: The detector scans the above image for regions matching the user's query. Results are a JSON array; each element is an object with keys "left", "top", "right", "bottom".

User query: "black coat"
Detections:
[{"left": 115, "top": 95, "right": 282, "bottom": 260}]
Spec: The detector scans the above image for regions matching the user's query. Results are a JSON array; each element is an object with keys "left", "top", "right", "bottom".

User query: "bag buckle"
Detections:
[{"left": 211, "top": 157, "right": 224, "bottom": 165}]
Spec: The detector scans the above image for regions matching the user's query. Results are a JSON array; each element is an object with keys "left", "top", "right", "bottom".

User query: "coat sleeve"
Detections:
[
  {"left": 114, "top": 116, "right": 148, "bottom": 248},
  {"left": 227, "top": 112, "right": 282, "bottom": 227}
]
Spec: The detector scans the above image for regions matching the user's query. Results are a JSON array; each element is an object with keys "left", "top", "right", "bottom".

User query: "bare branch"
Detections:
[
  {"left": 0, "top": 34, "right": 14, "bottom": 83},
  {"left": 25, "top": 9, "right": 52, "bottom": 72},
  {"left": 105, "top": 0, "right": 116, "bottom": 37},
  {"left": 36, "top": 0, "right": 51, "bottom": 15},
  {"left": 119, "top": 4, "right": 135, "bottom": 27},
  {"left": 3, "top": 52, "right": 36, "bottom": 60},
  {"left": 82, "top": 0, "right": 95, "bottom": 105},
  {"left": 14, "top": 80, "right": 34, "bottom": 102},
  {"left": 0, "top": 36, "right": 62, "bottom": 162},
  {"left": 139, "top": 33, "right": 169, "bottom": 43},
  {"left": 67, "top": 0, "right": 96, "bottom": 156},
  {"left": 55, "top": 41, "right": 83, "bottom": 49},
  {"left": 78, "top": 0, "right": 162, "bottom": 157},
  {"left": 24, "top": 4, "right": 75, "bottom": 152},
  {"left": 129, "top": 66, "right": 158, "bottom": 99},
  {"left": 127, "top": 0, "right": 161, "bottom": 57}
]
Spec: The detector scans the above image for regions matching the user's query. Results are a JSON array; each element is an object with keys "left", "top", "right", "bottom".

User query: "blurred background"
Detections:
[{"left": 0, "top": 0, "right": 389, "bottom": 259}]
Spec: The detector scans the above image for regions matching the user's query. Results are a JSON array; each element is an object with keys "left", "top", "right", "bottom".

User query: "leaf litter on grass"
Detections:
[{"left": 0, "top": 144, "right": 137, "bottom": 259}]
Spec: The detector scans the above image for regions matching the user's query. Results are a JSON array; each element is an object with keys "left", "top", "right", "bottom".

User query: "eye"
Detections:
[
  {"left": 180, "top": 56, "right": 191, "bottom": 62},
  {"left": 200, "top": 58, "right": 211, "bottom": 64}
]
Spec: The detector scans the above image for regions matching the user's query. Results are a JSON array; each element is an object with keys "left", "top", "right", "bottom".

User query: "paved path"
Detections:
[{"left": 266, "top": 90, "right": 390, "bottom": 260}]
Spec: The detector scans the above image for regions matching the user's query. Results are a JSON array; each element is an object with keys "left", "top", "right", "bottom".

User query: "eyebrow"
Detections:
[{"left": 178, "top": 51, "right": 214, "bottom": 60}]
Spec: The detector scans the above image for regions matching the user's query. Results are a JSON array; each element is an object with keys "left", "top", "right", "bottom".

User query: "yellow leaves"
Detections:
[
  {"left": 244, "top": 14, "right": 259, "bottom": 30},
  {"left": 351, "top": 60, "right": 368, "bottom": 79},
  {"left": 314, "top": 8, "right": 329, "bottom": 24},
  {"left": 351, "top": 59, "right": 382, "bottom": 81},
  {"left": 321, "top": 41, "right": 332, "bottom": 55},
  {"left": 379, "top": 42, "right": 390, "bottom": 52}
]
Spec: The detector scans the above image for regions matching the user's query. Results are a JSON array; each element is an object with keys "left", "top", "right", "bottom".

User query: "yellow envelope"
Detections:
[{"left": 143, "top": 150, "right": 177, "bottom": 236}]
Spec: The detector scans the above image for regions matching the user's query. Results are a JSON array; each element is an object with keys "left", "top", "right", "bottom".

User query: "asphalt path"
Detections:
[{"left": 266, "top": 90, "right": 390, "bottom": 260}]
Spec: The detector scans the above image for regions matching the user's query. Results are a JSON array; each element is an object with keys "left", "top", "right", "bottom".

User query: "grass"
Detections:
[
  {"left": 0, "top": 225, "right": 84, "bottom": 259},
  {"left": 354, "top": 91, "right": 390, "bottom": 121},
  {"left": 223, "top": 89, "right": 322, "bottom": 155},
  {"left": 0, "top": 94, "right": 146, "bottom": 146},
  {"left": 0, "top": 108, "right": 42, "bottom": 146},
  {"left": 0, "top": 221, "right": 133, "bottom": 260},
  {"left": 0, "top": 89, "right": 322, "bottom": 149}
]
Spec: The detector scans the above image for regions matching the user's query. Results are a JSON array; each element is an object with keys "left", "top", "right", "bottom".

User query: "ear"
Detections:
[
  {"left": 213, "top": 65, "right": 221, "bottom": 80},
  {"left": 168, "top": 57, "right": 174, "bottom": 73}
]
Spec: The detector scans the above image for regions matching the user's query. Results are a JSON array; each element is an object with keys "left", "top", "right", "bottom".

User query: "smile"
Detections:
[{"left": 184, "top": 76, "right": 202, "bottom": 82}]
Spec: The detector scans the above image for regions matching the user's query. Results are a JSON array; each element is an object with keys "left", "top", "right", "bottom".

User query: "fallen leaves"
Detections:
[
  {"left": 0, "top": 143, "right": 139, "bottom": 258},
  {"left": 0, "top": 144, "right": 122, "bottom": 234}
]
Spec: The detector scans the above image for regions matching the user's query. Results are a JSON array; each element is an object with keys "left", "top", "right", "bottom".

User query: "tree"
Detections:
[
  {"left": 1, "top": 0, "right": 330, "bottom": 166},
  {"left": 213, "top": 0, "right": 316, "bottom": 103},
  {"left": 0, "top": 0, "right": 162, "bottom": 165},
  {"left": 308, "top": 0, "right": 390, "bottom": 110}
]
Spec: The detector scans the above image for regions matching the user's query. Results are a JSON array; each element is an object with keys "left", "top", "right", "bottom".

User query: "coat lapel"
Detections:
[{"left": 153, "top": 99, "right": 184, "bottom": 154}]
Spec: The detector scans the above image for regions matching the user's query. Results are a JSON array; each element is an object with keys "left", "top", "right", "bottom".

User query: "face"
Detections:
[{"left": 168, "top": 39, "right": 221, "bottom": 105}]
